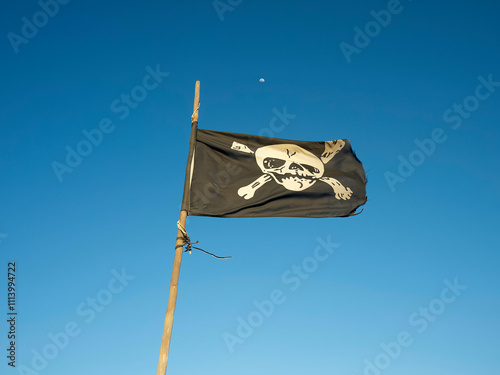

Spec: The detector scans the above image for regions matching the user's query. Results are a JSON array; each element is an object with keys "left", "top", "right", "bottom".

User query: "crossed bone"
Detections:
[{"left": 231, "top": 140, "right": 353, "bottom": 200}]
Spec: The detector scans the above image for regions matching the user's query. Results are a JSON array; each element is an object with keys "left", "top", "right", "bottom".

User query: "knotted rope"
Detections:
[{"left": 175, "top": 221, "right": 231, "bottom": 259}]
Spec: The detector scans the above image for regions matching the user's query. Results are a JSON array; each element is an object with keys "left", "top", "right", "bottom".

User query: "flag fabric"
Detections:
[{"left": 187, "top": 129, "right": 367, "bottom": 218}]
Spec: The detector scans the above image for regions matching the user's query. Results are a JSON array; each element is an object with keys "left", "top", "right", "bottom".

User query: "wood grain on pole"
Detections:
[
  {"left": 156, "top": 81, "right": 200, "bottom": 375},
  {"left": 156, "top": 210, "right": 186, "bottom": 375}
]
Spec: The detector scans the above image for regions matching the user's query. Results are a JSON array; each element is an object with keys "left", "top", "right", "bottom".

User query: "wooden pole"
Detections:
[{"left": 156, "top": 81, "right": 200, "bottom": 375}]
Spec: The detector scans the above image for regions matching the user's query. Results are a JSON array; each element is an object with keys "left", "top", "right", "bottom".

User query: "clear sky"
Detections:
[{"left": 1, "top": 1, "right": 499, "bottom": 374}]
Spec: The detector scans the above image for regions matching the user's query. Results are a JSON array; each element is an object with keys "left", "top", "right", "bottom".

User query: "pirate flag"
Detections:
[{"left": 187, "top": 129, "right": 367, "bottom": 218}]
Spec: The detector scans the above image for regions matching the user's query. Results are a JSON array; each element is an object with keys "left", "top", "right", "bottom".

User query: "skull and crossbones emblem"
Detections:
[{"left": 231, "top": 140, "right": 353, "bottom": 200}]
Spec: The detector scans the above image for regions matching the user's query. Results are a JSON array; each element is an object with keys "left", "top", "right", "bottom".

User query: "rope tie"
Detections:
[{"left": 175, "top": 221, "right": 231, "bottom": 259}]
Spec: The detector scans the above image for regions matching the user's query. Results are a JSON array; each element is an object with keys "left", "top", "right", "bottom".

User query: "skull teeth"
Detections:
[
  {"left": 271, "top": 174, "right": 317, "bottom": 191},
  {"left": 275, "top": 173, "right": 317, "bottom": 182}
]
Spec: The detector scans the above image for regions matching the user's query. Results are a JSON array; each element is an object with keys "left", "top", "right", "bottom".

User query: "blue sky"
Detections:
[{"left": 1, "top": 0, "right": 499, "bottom": 374}]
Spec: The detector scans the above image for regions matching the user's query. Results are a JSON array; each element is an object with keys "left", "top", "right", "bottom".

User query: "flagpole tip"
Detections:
[{"left": 192, "top": 81, "right": 200, "bottom": 123}]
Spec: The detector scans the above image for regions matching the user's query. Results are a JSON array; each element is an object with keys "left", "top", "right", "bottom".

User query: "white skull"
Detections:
[{"left": 255, "top": 144, "right": 324, "bottom": 191}]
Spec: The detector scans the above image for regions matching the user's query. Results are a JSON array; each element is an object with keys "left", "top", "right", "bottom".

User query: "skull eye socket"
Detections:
[
  {"left": 302, "top": 164, "right": 320, "bottom": 174},
  {"left": 263, "top": 158, "right": 286, "bottom": 169}
]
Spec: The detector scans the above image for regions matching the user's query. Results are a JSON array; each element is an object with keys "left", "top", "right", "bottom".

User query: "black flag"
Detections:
[{"left": 188, "top": 129, "right": 367, "bottom": 218}]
